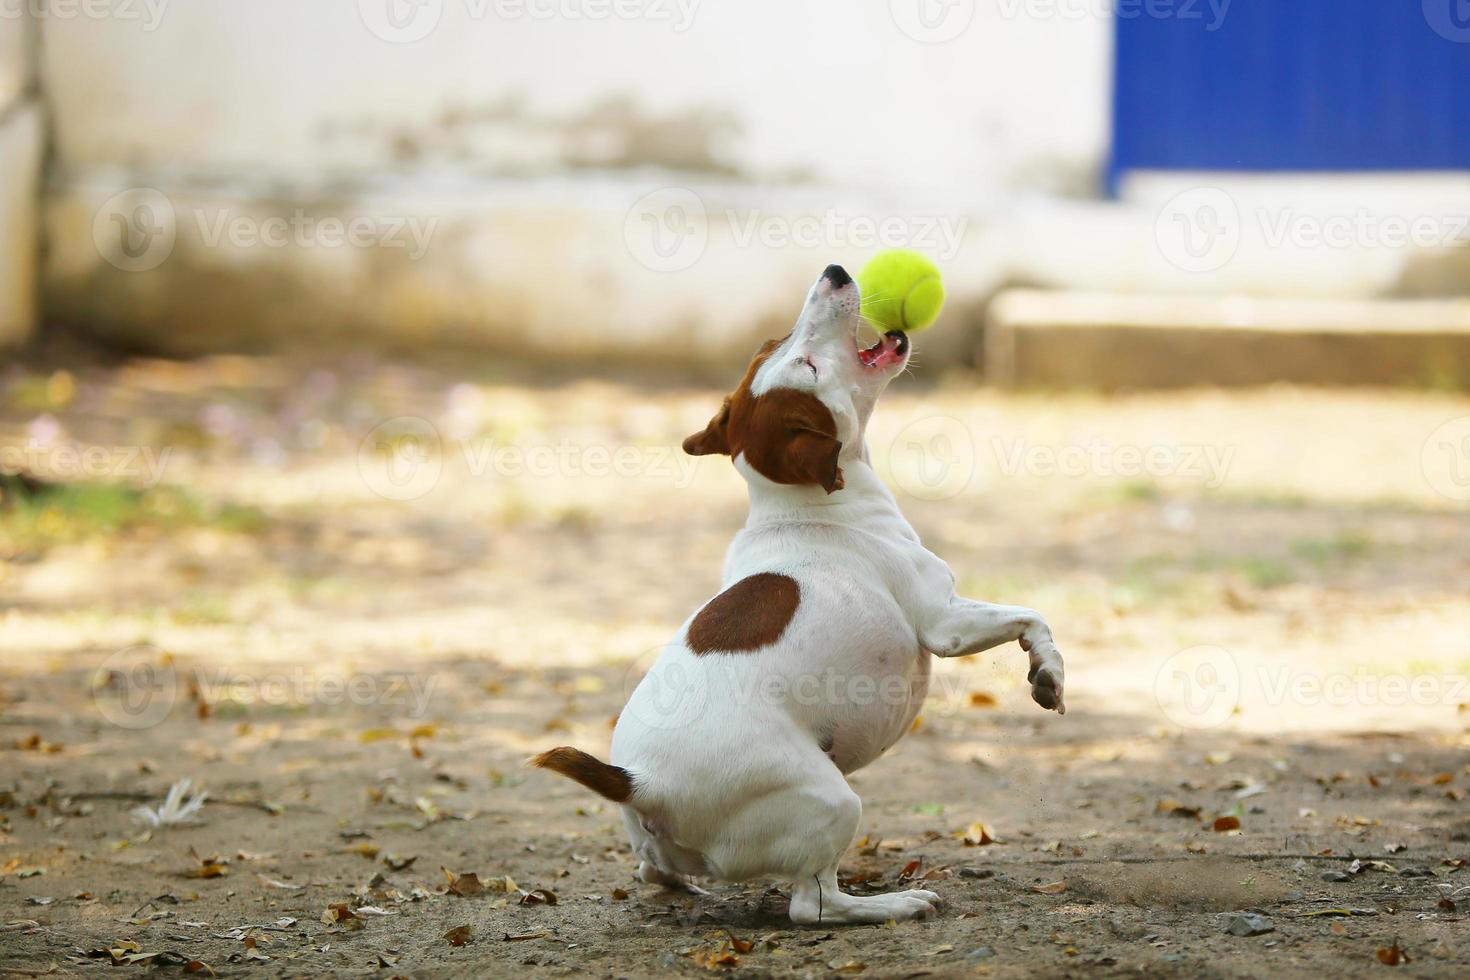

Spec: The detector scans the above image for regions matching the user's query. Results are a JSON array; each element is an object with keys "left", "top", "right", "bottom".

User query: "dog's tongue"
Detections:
[{"left": 859, "top": 331, "right": 909, "bottom": 369}]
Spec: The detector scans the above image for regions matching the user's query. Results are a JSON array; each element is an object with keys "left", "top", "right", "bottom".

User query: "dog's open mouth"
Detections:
[{"left": 857, "top": 329, "right": 909, "bottom": 370}]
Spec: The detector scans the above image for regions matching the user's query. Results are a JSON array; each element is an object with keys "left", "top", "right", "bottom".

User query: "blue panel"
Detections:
[{"left": 1109, "top": 0, "right": 1470, "bottom": 193}]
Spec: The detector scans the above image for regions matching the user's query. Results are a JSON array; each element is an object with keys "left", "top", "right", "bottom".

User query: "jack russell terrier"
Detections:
[{"left": 535, "top": 263, "right": 1066, "bottom": 924}]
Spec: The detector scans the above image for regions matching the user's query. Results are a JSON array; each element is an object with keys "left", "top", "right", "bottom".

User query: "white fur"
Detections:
[{"left": 611, "top": 268, "right": 1066, "bottom": 925}]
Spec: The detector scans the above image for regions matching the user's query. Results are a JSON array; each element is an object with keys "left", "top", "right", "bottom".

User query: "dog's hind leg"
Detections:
[
  {"left": 708, "top": 764, "right": 939, "bottom": 924},
  {"left": 621, "top": 805, "right": 710, "bottom": 895},
  {"left": 782, "top": 784, "right": 939, "bottom": 924}
]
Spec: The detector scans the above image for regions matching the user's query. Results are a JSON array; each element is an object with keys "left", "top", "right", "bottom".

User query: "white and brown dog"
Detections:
[{"left": 535, "top": 264, "right": 1065, "bottom": 925}]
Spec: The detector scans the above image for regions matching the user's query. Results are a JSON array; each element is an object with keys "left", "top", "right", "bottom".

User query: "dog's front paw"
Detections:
[{"left": 1028, "top": 663, "right": 1065, "bottom": 714}]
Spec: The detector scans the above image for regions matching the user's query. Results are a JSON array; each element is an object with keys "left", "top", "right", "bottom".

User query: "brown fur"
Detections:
[
  {"left": 683, "top": 337, "right": 844, "bottom": 493},
  {"left": 530, "top": 746, "right": 634, "bottom": 802},
  {"left": 686, "top": 572, "right": 801, "bottom": 654}
]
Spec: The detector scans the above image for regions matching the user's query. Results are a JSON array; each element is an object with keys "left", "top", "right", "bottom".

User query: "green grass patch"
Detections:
[
  {"left": 1290, "top": 531, "right": 1374, "bottom": 566},
  {"left": 0, "top": 474, "right": 265, "bottom": 559}
]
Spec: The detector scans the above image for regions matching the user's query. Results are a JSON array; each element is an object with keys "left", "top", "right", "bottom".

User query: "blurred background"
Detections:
[{"left": 2, "top": 2, "right": 1470, "bottom": 973}]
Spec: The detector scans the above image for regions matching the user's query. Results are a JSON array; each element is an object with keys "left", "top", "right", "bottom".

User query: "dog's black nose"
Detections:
[{"left": 821, "top": 264, "right": 852, "bottom": 289}]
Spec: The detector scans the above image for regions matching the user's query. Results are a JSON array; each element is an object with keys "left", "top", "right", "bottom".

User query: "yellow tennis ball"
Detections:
[{"left": 857, "top": 249, "right": 945, "bottom": 334}]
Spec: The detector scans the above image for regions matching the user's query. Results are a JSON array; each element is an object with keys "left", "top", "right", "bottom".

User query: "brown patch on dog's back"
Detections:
[{"left": 687, "top": 572, "right": 800, "bottom": 654}]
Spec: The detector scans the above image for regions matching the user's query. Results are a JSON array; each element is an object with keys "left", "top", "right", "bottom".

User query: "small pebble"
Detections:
[{"left": 1226, "top": 913, "right": 1275, "bottom": 937}]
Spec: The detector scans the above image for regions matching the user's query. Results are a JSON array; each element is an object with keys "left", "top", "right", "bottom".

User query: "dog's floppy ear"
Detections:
[
  {"left": 749, "top": 391, "right": 843, "bottom": 493},
  {"left": 682, "top": 398, "right": 732, "bottom": 457},
  {"left": 781, "top": 424, "right": 844, "bottom": 494}
]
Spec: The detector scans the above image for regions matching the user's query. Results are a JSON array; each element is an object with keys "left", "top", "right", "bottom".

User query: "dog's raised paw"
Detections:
[{"left": 1030, "top": 667, "right": 1065, "bottom": 713}]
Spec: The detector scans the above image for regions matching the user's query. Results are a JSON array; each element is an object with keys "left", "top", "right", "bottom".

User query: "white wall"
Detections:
[
  {"left": 41, "top": 0, "right": 1112, "bottom": 196},
  {"left": 34, "top": 0, "right": 1116, "bottom": 358}
]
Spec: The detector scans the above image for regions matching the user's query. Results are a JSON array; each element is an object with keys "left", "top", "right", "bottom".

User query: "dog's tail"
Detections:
[{"left": 530, "top": 746, "right": 635, "bottom": 803}]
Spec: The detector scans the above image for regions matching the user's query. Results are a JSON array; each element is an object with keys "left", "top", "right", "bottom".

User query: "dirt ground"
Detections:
[{"left": 1, "top": 352, "right": 1468, "bottom": 978}]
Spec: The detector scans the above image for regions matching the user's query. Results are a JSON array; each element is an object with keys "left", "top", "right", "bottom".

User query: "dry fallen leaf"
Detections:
[
  {"left": 695, "top": 946, "right": 739, "bottom": 969},
  {"left": 1213, "top": 815, "right": 1242, "bottom": 832},
  {"left": 518, "top": 888, "right": 558, "bottom": 906},
  {"left": 321, "top": 903, "right": 363, "bottom": 931},
  {"left": 961, "top": 822, "right": 997, "bottom": 846},
  {"left": 1157, "top": 798, "right": 1203, "bottom": 818},
  {"left": 968, "top": 692, "right": 998, "bottom": 708},
  {"left": 348, "top": 842, "right": 380, "bottom": 859},
  {"left": 611, "top": 888, "right": 629, "bottom": 900},
  {"left": 383, "top": 853, "right": 417, "bottom": 872},
  {"left": 1376, "top": 941, "right": 1410, "bottom": 966},
  {"left": 185, "top": 863, "right": 229, "bottom": 879},
  {"left": 1031, "top": 880, "right": 1068, "bottom": 895},
  {"left": 442, "top": 867, "right": 484, "bottom": 897},
  {"left": 443, "top": 925, "right": 472, "bottom": 947}
]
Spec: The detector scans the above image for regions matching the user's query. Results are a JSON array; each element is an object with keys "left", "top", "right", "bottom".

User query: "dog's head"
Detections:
[{"left": 683, "top": 264, "right": 910, "bottom": 494}]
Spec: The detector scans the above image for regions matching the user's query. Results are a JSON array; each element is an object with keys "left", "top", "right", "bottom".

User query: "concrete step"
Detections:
[{"left": 985, "top": 290, "right": 1470, "bottom": 390}]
